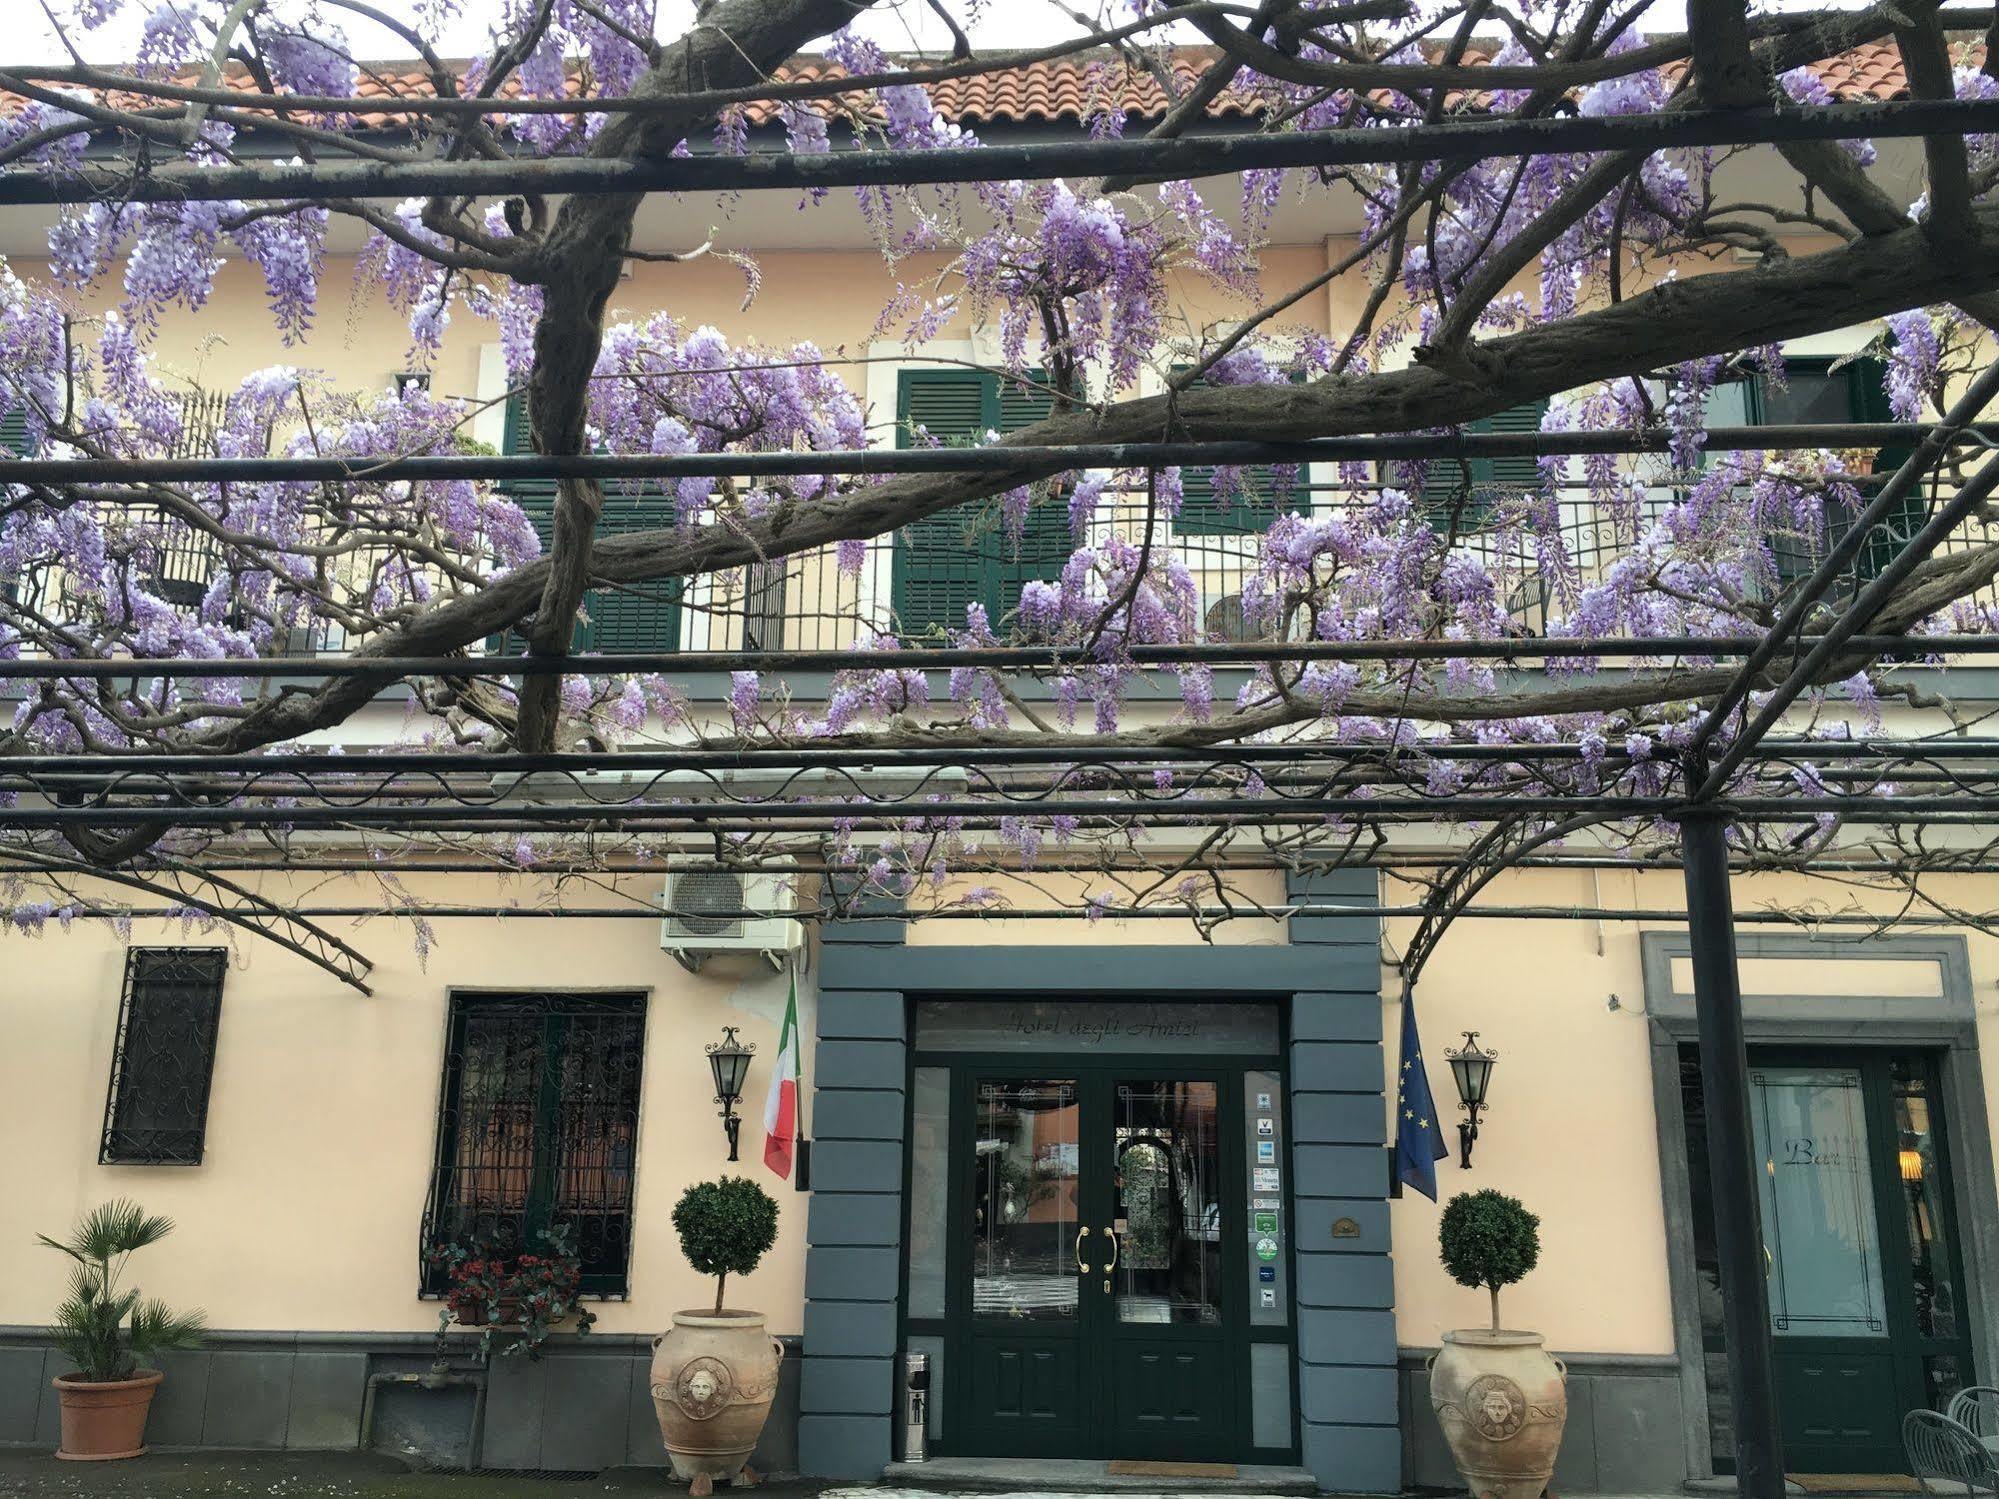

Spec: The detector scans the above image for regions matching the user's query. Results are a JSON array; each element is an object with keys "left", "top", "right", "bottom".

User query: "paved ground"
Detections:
[
  {"left": 0, "top": 1453, "right": 1725, "bottom": 1499},
  {"left": 0, "top": 1451, "right": 825, "bottom": 1499}
]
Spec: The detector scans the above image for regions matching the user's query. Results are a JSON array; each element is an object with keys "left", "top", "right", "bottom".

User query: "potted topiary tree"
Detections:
[
  {"left": 1428, "top": 1191, "right": 1567, "bottom": 1499},
  {"left": 650, "top": 1177, "right": 783, "bottom": 1495},
  {"left": 39, "top": 1201, "right": 205, "bottom": 1461}
]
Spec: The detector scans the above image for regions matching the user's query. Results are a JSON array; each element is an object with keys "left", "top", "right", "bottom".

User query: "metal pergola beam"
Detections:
[
  {"left": 6, "top": 100, "right": 1999, "bottom": 205},
  {"left": 26, "top": 901, "right": 1990, "bottom": 926},
  {"left": 0, "top": 634, "right": 1988, "bottom": 679},
  {"left": 4, "top": 733, "right": 1993, "bottom": 774},
  {"left": 2, "top": 422, "right": 1987, "bottom": 486},
  {"left": 7, "top": 796, "right": 1998, "bottom": 829}
]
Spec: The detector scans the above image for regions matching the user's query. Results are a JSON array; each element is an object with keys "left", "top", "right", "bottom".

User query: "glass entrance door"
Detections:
[
  {"left": 1751, "top": 1064, "right": 1901, "bottom": 1473},
  {"left": 1681, "top": 1049, "right": 1977, "bottom": 1475},
  {"left": 952, "top": 1068, "right": 1249, "bottom": 1461},
  {"left": 963, "top": 1077, "right": 1087, "bottom": 1455},
  {"left": 1105, "top": 1078, "right": 1234, "bottom": 1457}
]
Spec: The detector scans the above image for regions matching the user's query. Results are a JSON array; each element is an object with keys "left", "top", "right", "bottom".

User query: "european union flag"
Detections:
[{"left": 1395, "top": 995, "right": 1451, "bottom": 1201}]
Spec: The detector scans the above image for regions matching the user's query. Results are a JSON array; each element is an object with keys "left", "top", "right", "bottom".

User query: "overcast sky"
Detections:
[
  {"left": 6, "top": 0, "right": 1774, "bottom": 67},
  {"left": 11, "top": 1, "right": 1114, "bottom": 65}
]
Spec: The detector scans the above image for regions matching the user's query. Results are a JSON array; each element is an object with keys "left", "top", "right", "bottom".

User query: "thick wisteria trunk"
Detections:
[{"left": 514, "top": 0, "right": 876, "bottom": 752}]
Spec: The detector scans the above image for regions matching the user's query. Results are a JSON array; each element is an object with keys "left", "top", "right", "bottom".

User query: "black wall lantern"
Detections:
[
  {"left": 1445, "top": 1031, "right": 1498, "bottom": 1169},
  {"left": 707, "top": 1026, "right": 756, "bottom": 1161}
]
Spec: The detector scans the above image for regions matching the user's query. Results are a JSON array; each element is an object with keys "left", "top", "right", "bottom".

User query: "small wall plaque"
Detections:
[{"left": 1330, "top": 1216, "right": 1362, "bottom": 1240}]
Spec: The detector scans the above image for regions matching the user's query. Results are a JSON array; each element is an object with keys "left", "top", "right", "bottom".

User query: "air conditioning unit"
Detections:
[{"left": 661, "top": 871, "right": 802, "bottom": 972}]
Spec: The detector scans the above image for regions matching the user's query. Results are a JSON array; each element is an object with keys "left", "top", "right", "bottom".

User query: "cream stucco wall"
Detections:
[
  {"left": 18, "top": 246, "right": 1336, "bottom": 416},
  {"left": 0, "top": 871, "right": 815, "bottom": 1337}
]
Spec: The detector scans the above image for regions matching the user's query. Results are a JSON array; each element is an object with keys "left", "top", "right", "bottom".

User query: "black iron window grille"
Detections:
[
  {"left": 99, "top": 947, "right": 228, "bottom": 1165},
  {"left": 419, "top": 991, "right": 647, "bottom": 1298}
]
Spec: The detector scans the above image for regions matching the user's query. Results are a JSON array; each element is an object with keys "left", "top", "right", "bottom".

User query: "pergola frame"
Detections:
[{"left": 6, "top": 16, "right": 1999, "bottom": 1493}]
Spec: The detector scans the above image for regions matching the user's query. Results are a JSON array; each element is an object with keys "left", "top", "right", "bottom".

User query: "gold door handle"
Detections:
[
  {"left": 1102, "top": 1226, "right": 1120, "bottom": 1275},
  {"left": 1074, "top": 1226, "right": 1091, "bottom": 1274}
]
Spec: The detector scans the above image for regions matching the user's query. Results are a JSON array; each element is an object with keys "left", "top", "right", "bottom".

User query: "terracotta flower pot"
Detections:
[
  {"left": 1428, "top": 1330, "right": 1568, "bottom": 1499},
  {"left": 52, "top": 1368, "right": 163, "bottom": 1461},
  {"left": 650, "top": 1310, "right": 783, "bottom": 1491}
]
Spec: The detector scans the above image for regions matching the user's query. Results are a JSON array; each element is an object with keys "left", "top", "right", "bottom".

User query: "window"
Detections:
[
  {"left": 420, "top": 991, "right": 647, "bottom": 1297},
  {"left": 100, "top": 948, "right": 227, "bottom": 1165},
  {"left": 892, "top": 369, "right": 1068, "bottom": 636},
  {"left": 1725, "top": 356, "right": 1919, "bottom": 585},
  {"left": 1, "top": 406, "right": 30, "bottom": 605},
  {"left": 495, "top": 394, "right": 682, "bottom": 653},
  {"left": 1395, "top": 399, "right": 1552, "bottom": 530}
]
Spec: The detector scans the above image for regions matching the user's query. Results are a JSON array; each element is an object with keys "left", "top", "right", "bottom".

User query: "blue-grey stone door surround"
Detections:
[{"left": 799, "top": 868, "right": 1394, "bottom": 1491}]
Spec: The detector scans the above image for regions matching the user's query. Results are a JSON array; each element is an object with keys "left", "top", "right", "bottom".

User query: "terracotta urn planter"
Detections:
[
  {"left": 650, "top": 1309, "right": 784, "bottom": 1493},
  {"left": 1428, "top": 1329, "right": 1568, "bottom": 1499},
  {"left": 52, "top": 1368, "right": 164, "bottom": 1461}
]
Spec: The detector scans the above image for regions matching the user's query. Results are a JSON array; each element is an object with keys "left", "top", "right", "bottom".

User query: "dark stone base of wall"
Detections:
[
  {"left": 0, "top": 1329, "right": 800, "bottom": 1477},
  {"left": 1399, "top": 1348, "right": 1687, "bottom": 1495}
]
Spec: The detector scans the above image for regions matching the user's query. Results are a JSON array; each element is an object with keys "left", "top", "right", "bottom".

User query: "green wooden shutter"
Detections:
[
  {"left": 584, "top": 496, "right": 681, "bottom": 651},
  {"left": 1407, "top": 399, "right": 1551, "bottom": 527},
  {"left": 0, "top": 407, "right": 27, "bottom": 603},
  {"left": 1169, "top": 367, "right": 1290, "bottom": 535},
  {"left": 990, "top": 381, "right": 1070, "bottom": 626},
  {"left": 496, "top": 393, "right": 679, "bottom": 654},
  {"left": 892, "top": 370, "right": 992, "bottom": 637},
  {"left": 891, "top": 370, "right": 1073, "bottom": 636},
  {"left": 0, "top": 406, "right": 30, "bottom": 458}
]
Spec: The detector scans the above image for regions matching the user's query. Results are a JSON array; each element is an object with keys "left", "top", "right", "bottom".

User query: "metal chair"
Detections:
[
  {"left": 1951, "top": 1388, "right": 1999, "bottom": 1446},
  {"left": 1904, "top": 1409, "right": 1999, "bottom": 1495}
]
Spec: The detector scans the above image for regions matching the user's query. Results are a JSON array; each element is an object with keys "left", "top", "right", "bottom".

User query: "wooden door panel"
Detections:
[
  {"left": 969, "top": 1337, "right": 1086, "bottom": 1454},
  {"left": 1776, "top": 1345, "right": 1905, "bottom": 1472},
  {"left": 1110, "top": 1336, "right": 1233, "bottom": 1461}
]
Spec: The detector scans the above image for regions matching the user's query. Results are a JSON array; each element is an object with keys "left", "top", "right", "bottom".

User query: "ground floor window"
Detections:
[
  {"left": 420, "top": 991, "right": 646, "bottom": 1297},
  {"left": 100, "top": 947, "right": 227, "bottom": 1165}
]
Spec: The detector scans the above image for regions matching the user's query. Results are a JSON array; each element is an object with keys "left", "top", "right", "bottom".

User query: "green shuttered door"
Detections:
[
  {"left": 1406, "top": 399, "right": 1551, "bottom": 525},
  {"left": 892, "top": 370, "right": 1068, "bottom": 637},
  {"left": 497, "top": 394, "right": 680, "bottom": 653}
]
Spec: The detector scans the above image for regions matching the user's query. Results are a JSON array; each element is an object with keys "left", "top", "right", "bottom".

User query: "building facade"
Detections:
[{"left": 2, "top": 47, "right": 1997, "bottom": 1493}]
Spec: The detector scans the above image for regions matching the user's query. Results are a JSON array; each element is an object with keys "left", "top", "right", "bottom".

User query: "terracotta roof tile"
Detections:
[{"left": 0, "top": 40, "right": 1968, "bottom": 128}]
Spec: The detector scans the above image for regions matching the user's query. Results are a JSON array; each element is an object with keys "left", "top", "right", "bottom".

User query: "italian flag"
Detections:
[{"left": 762, "top": 976, "right": 801, "bottom": 1179}]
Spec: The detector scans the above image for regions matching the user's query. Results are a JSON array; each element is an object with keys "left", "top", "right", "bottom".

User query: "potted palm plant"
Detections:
[
  {"left": 649, "top": 1177, "right": 782, "bottom": 1495},
  {"left": 1427, "top": 1191, "right": 1568, "bottom": 1499},
  {"left": 39, "top": 1201, "right": 205, "bottom": 1461}
]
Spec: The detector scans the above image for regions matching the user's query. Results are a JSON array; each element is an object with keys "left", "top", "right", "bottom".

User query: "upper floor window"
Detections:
[
  {"left": 892, "top": 368, "right": 1067, "bottom": 638},
  {"left": 1392, "top": 399, "right": 1553, "bottom": 531},
  {"left": 100, "top": 948, "right": 227, "bottom": 1165},
  {"left": 420, "top": 990, "right": 647, "bottom": 1298},
  {"left": 496, "top": 393, "right": 682, "bottom": 653},
  {"left": 1716, "top": 355, "right": 1915, "bottom": 583},
  {"left": 1167, "top": 364, "right": 1299, "bottom": 536}
]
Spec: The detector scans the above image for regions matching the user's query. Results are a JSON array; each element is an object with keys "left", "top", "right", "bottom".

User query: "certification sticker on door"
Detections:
[{"left": 1244, "top": 1068, "right": 1288, "bottom": 1327}]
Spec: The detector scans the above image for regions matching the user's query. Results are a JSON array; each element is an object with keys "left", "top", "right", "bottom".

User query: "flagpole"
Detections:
[{"left": 792, "top": 953, "right": 811, "bottom": 1192}]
